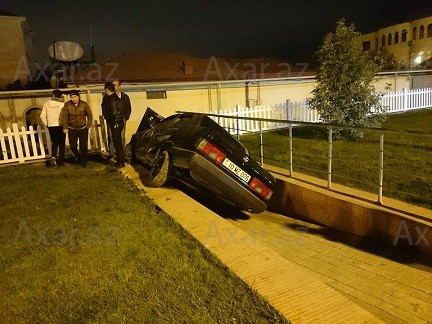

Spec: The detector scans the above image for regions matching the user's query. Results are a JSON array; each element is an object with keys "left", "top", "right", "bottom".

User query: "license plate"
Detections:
[{"left": 222, "top": 157, "right": 251, "bottom": 183}]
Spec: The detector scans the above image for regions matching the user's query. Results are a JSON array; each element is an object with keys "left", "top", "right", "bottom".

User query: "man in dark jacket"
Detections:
[
  {"left": 102, "top": 82, "right": 126, "bottom": 167},
  {"left": 113, "top": 79, "right": 131, "bottom": 147},
  {"left": 61, "top": 90, "right": 93, "bottom": 167}
]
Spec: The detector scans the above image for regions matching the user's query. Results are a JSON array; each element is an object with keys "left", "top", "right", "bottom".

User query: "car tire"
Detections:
[{"left": 149, "top": 150, "right": 171, "bottom": 187}]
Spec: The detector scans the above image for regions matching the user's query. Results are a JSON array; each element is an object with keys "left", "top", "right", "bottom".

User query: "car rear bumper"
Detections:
[{"left": 189, "top": 153, "right": 268, "bottom": 213}]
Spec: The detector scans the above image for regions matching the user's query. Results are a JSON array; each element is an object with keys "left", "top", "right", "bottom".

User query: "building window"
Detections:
[
  {"left": 381, "top": 35, "right": 386, "bottom": 47},
  {"left": 394, "top": 32, "right": 399, "bottom": 44},
  {"left": 419, "top": 25, "right": 425, "bottom": 39},
  {"left": 362, "top": 41, "right": 371, "bottom": 51},
  {"left": 428, "top": 24, "right": 432, "bottom": 37},
  {"left": 413, "top": 27, "right": 418, "bottom": 40},
  {"left": 146, "top": 91, "right": 167, "bottom": 99},
  {"left": 401, "top": 29, "right": 408, "bottom": 42},
  {"left": 388, "top": 33, "right": 392, "bottom": 45}
]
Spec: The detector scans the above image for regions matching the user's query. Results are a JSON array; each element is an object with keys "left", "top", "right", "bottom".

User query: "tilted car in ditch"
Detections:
[{"left": 129, "top": 108, "right": 275, "bottom": 213}]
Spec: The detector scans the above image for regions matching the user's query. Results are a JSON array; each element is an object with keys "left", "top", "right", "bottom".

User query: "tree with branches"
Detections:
[{"left": 307, "top": 19, "right": 386, "bottom": 140}]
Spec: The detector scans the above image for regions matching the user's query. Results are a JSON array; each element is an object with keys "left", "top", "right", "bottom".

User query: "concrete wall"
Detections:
[
  {"left": 267, "top": 166, "right": 432, "bottom": 256},
  {"left": 0, "top": 80, "right": 317, "bottom": 138},
  {"left": 0, "top": 16, "right": 36, "bottom": 89},
  {"left": 0, "top": 74, "right": 425, "bottom": 140}
]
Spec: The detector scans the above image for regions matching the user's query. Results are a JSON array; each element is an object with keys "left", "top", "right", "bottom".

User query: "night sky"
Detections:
[{"left": 1, "top": 0, "right": 431, "bottom": 65}]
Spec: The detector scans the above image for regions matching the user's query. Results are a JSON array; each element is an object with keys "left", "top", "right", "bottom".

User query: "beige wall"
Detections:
[
  {"left": 87, "top": 81, "right": 318, "bottom": 140},
  {"left": 0, "top": 16, "right": 36, "bottom": 89},
  {"left": 0, "top": 75, "right": 425, "bottom": 140}
]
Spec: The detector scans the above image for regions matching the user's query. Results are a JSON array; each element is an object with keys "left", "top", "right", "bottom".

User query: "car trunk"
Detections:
[{"left": 200, "top": 116, "right": 274, "bottom": 186}]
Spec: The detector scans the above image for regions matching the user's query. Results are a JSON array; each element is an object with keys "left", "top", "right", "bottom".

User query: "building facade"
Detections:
[
  {"left": 0, "top": 13, "right": 37, "bottom": 90},
  {"left": 356, "top": 16, "right": 432, "bottom": 68}
]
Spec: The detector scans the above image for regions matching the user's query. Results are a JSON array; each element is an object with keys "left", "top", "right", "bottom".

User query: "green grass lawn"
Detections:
[
  {"left": 0, "top": 161, "right": 288, "bottom": 323},
  {"left": 241, "top": 108, "right": 432, "bottom": 209}
]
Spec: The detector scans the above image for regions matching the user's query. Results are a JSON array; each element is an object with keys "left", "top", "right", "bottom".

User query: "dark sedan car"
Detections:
[{"left": 129, "top": 108, "right": 275, "bottom": 213}]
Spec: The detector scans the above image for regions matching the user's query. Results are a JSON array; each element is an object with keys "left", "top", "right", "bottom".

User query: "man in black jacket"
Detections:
[
  {"left": 102, "top": 82, "right": 126, "bottom": 167},
  {"left": 113, "top": 79, "right": 131, "bottom": 148}
]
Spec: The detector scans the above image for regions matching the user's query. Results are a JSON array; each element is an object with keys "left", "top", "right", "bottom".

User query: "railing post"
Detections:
[
  {"left": 327, "top": 128, "right": 333, "bottom": 189},
  {"left": 378, "top": 134, "right": 384, "bottom": 205},
  {"left": 403, "top": 88, "right": 408, "bottom": 111},
  {"left": 259, "top": 121, "right": 264, "bottom": 166},
  {"left": 289, "top": 124, "right": 293, "bottom": 177},
  {"left": 236, "top": 104, "right": 240, "bottom": 140}
]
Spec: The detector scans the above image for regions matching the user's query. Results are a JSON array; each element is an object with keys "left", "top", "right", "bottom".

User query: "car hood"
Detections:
[{"left": 136, "top": 107, "right": 164, "bottom": 133}]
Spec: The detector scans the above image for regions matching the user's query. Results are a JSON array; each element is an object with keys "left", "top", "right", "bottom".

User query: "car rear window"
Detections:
[
  {"left": 200, "top": 115, "right": 247, "bottom": 154},
  {"left": 199, "top": 115, "right": 226, "bottom": 130}
]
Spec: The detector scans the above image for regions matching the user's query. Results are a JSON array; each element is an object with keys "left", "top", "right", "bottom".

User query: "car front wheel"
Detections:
[{"left": 149, "top": 150, "right": 171, "bottom": 187}]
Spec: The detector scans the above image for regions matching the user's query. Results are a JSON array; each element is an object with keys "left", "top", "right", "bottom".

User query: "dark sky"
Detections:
[{"left": 2, "top": 0, "right": 431, "bottom": 65}]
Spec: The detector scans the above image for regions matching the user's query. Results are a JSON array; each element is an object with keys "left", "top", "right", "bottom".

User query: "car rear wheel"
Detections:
[{"left": 149, "top": 150, "right": 171, "bottom": 187}]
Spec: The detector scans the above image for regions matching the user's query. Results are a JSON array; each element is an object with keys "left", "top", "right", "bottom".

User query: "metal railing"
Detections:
[{"left": 180, "top": 111, "right": 432, "bottom": 210}]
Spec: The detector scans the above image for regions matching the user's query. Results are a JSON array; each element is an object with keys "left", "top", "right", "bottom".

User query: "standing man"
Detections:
[
  {"left": 40, "top": 89, "right": 65, "bottom": 166},
  {"left": 113, "top": 79, "right": 131, "bottom": 147},
  {"left": 61, "top": 90, "right": 93, "bottom": 167},
  {"left": 102, "top": 82, "right": 126, "bottom": 168}
]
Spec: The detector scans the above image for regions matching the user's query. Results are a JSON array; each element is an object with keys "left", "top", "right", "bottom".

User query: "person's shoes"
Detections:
[{"left": 46, "top": 157, "right": 57, "bottom": 167}]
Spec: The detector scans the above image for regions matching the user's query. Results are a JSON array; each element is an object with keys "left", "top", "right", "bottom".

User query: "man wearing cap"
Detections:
[
  {"left": 41, "top": 89, "right": 65, "bottom": 166},
  {"left": 61, "top": 90, "right": 93, "bottom": 167}
]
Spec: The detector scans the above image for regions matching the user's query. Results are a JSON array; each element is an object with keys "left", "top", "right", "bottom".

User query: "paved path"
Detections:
[
  {"left": 122, "top": 165, "right": 432, "bottom": 323},
  {"left": 226, "top": 211, "right": 432, "bottom": 324}
]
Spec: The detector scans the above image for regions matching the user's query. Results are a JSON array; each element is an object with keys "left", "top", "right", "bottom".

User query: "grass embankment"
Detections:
[
  {"left": 0, "top": 161, "right": 288, "bottom": 323},
  {"left": 242, "top": 108, "right": 432, "bottom": 209}
]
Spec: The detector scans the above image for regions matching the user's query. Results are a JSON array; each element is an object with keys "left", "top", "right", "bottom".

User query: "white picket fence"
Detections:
[
  {"left": 212, "top": 87, "right": 432, "bottom": 134},
  {"left": 213, "top": 101, "right": 319, "bottom": 135},
  {"left": 0, "top": 116, "right": 108, "bottom": 165},
  {"left": 381, "top": 87, "right": 432, "bottom": 112},
  {"left": 0, "top": 124, "right": 52, "bottom": 164}
]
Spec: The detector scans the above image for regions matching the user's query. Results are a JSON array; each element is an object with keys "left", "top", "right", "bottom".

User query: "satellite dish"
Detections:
[{"left": 48, "top": 41, "right": 84, "bottom": 62}]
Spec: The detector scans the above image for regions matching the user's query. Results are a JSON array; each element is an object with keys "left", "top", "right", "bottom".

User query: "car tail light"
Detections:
[
  {"left": 197, "top": 139, "right": 226, "bottom": 164},
  {"left": 248, "top": 177, "right": 273, "bottom": 200}
]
